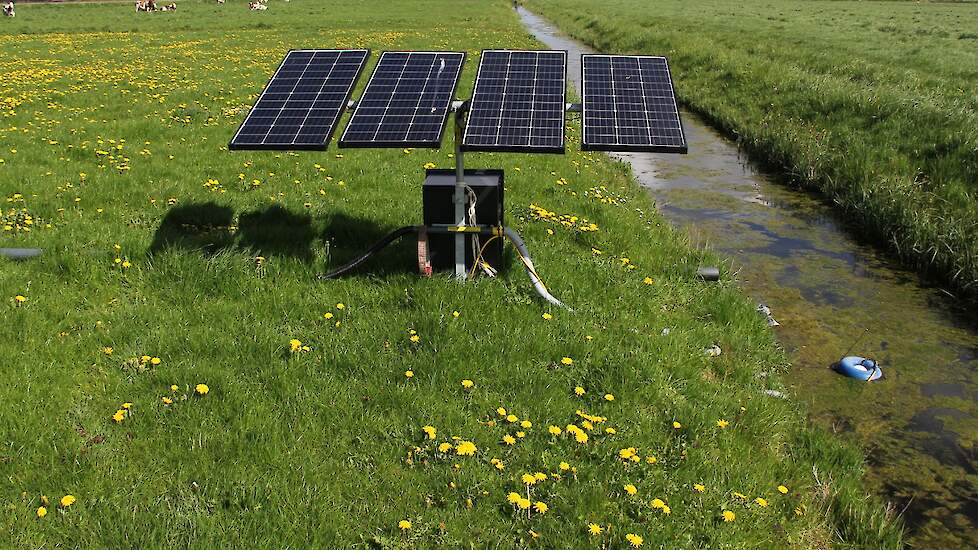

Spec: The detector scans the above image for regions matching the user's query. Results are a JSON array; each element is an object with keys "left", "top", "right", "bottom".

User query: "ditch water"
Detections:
[{"left": 518, "top": 7, "right": 978, "bottom": 547}]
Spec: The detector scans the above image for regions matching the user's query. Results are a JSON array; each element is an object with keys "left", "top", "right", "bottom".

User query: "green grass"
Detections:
[
  {"left": 525, "top": 0, "right": 978, "bottom": 301},
  {"left": 1, "top": 1, "right": 901, "bottom": 547}
]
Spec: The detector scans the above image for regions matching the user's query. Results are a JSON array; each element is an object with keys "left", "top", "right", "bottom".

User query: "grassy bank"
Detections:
[
  {"left": 1, "top": 0, "right": 900, "bottom": 546},
  {"left": 525, "top": 0, "right": 978, "bottom": 302}
]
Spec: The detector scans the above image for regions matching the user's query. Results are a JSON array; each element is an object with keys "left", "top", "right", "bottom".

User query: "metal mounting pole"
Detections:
[{"left": 452, "top": 104, "right": 468, "bottom": 281}]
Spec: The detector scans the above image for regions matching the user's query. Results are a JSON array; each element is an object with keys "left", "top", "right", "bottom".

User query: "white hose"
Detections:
[{"left": 503, "top": 227, "right": 568, "bottom": 309}]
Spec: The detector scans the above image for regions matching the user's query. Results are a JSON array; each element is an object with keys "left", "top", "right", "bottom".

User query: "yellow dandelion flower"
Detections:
[
  {"left": 643, "top": 277, "right": 654, "bottom": 285},
  {"left": 542, "top": 313, "right": 553, "bottom": 320},
  {"left": 605, "top": 427, "right": 617, "bottom": 435},
  {"left": 717, "top": 419, "right": 729, "bottom": 428},
  {"left": 162, "top": 396, "right": 173, "bottom": 405},
  {"left": 289, "top": 339, "right": 302, "bottom": 352},
  {"left": 548, "top": 425, "right": 562, "bottom": 436},
  {"left": 409, "top": 334, "right": 420, "bottom": 343},
  {"left": 497, "top": 407, "right": 507, "bottom": 416},
  {"left": 398, "top": 520, "right": 411, "bottom": 530},
  {"left": 102, "top": 347, "right": 113, "bottom": 355},
  {"left": 673, "top": 421, "right": 682, "bottom": 429},
  {"left": 574, "top": 386, "right": 585, "bottom": 396},
  {"left": 506, "top": 414, "right": 518, "bottom": 423},
  {"left": 560, "top": 357, "right": 573, "bottom": 365},
  {"left": 195, "top": 384, "right": 209, "bottom": 395},
  {"left": 624, "top": 484, "right": 637, "bottom": 495},
  {"left": 516, "top": 431, "right": 526, "bottom": 438},
  {"left": 778, "top": 485, "right": 789, "bottom": 494},
  {"left": 625, "top": 533, "right": 643, "bottom": 547},
  {"left": 111, "top": 410, "right": 126, "bottom": 423},
  {"left": 14, "top": 295, "right": 28, "bottom": 304},
  {"left": 534, "top": 472, "right": 547, "bottom": 481},
  {"left": 693, "top": 483, "right": 705, "bottom": 493},
  {"left": 619, "top": 447, "right": 636, "bottom": 460},
  {"left": 170, "top": 384, "right": 178, "bottom": 392},
  {"left": 646, "top": 455, "right": 657, "bottom": 464},
  {"left": 323, "top": 312, "right": 334, "bottom": 320},
  {"left": 502, "top": 434, "right": 516, "bottom": 445},
  {"left": 60, "top": 495, "right": 75, "bottom": 508},
  {"left": 574, "top": 431, "right": 588, "bottom": 444},
  {"left": 461, "top": 379, "right": 474, "bottom": 389},
  {"left": 455, "top": 441, "right": 477, "bottom": 456},
  {"left": 520, "top": 420, "right": 532, "bottom": 429},
  {"left": 662, "top": 505, "right": 671, "bottom": 515},
  {"left": 422, "top": 425, "right": 437, "bottom": 440},
  {"left": 336, "top": 303, "right": 345, "bottom": 310},
  {"left": 588, "top": 523, "right": 603, "bottom": 535},
  {"left": 405, "top": 370, "right": 414, "bottom": 378},
  {"left": 438, "top": 442, "right": 452, "bottom": 453},
  {"left": 452, "top": 310, "right": 460, "bottom": 318},
  {"left": 517, "top": 498, "right": 531, "bottom": 510},
  {"left": 604, "top": 393, "right": 615, "bottom": 401},
  {"left": 559, "top": 461, "right": 570, "bottom": 471},
  {"left": 722, "top": 510, "right": 736, "bottom": 522},
  {"left": 755, "top": 497, "right": 768, "bottom": 507},
  {"left": 150, "top": 357, "right": 161, "bottom": 366},
  {"left": 507, "top": 492, "right": 522, "bottom": 504},
  {"left": 36, "top": 506, "right": 47, "bottom": 518},
  {"left": 651, "top": 498, "right": 665, "bottom": 509},
  {"left": 533, "top": 501, "right": 548, "bottom": 514},
  {"left": 521, "top": 473, "right": 537, "bottom": 485}
]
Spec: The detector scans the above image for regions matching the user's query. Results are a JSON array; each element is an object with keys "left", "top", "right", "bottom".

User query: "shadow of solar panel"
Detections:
[
  {"left": 339, "top": 51, "right": 465, "bottom": 148},
  {"left": 581, "top": 54, "right": 687, "bottom": 154},
  {"left": 230, "top": 49, "right": 370, "bottom": 151},
  {"left": 462, "top": 50, "right": 567, "bottom": 154}
]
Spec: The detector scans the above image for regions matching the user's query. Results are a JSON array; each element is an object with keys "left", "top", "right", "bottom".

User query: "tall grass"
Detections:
[{"left": 526, "top": 0, "right": 978, "bottom": 301}]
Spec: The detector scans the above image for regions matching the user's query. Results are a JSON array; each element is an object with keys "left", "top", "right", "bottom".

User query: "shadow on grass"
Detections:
[
  {"left": 147, "top": 203, "right": 420, "bottom": 276},
  {"left": 321, "top": 212, "right": 418, "bottom": 278},
  {"left": 238, "top": 204, "right": 315, "bottom": 262},
  {"left": 148, "top": 202, "right": 235, "bottom": 255},
  {"left": 149, "top": 202, "right": 315, "bottom": 262}
]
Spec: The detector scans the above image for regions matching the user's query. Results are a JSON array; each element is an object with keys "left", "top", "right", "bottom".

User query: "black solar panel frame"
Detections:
[
  {"left": 461, "top": 49, "right": 568, "bottom": 154},
  {"left": 338, "top": 51, "right": 466, "bottom": 149},
  {"left": 581, "top": 54, "right": 687, "bottom": 154},
  {"left": 229, "top": 49, "right": 370, "bottom": 152}
]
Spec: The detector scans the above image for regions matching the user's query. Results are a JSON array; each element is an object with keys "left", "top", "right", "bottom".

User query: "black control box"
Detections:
[{"left": 422, "top": 169, "right": 504, "bottom": 272}]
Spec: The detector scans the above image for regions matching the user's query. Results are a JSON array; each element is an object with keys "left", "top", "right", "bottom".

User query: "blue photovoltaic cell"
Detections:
[
  {"left": 462, "top": 50, "right": 567, "bottom": 154},
  {"left": 230, "top": 49, "right": 369, "bottom": 150},
  {"left": 339, "top": 51, "right": 465, "bottom": 148},
  {"left": 581, "top": 54, "right": 687, "bottom": 153}
]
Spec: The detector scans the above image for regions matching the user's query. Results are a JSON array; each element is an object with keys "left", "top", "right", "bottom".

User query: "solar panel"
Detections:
[
  {"left": 462, "top": 50, "right": 567, "bottom": 154},
  {"left": 230, "top": 49, "right": 370, "bottom": 151},
  {"left": 581, "top": 54, "right": 687, "bottom": 153},
  {"left": 339, "top": 51, "right": 465, "bottom": 148}
]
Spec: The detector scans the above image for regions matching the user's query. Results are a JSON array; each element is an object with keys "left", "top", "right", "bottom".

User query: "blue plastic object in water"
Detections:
[{"left": 837, "top": 356, "right": 883, "bottom": 381}]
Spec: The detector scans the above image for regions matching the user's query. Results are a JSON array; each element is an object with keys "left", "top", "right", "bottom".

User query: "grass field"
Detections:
[
  {"left": 0, "top": 0, "right": 901, "bottom": 547},
  {"left": 525, "top": 0, "right": 978, "bottom": 301}
]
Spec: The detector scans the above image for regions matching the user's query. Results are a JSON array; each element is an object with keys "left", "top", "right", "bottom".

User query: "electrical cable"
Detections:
[
  {"left": 467, "top": 235, "right": 500, "bottom": 280},
  {"left": 320, "top": 226, "right": 419, "bottom": 279},
  {"left": 502, "top": 227, "right": 568, "bottom": 309}
]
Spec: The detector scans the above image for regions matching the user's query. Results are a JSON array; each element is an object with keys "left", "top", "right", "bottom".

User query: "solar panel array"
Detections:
[
  {"left": 581, "top": 54, "right": 686, "bottom": 153},
  {"left": 229, "top": 49, "right": 369, "bottom": 151},
  {"left": 462, "top": 50, "right": 567, "bottom": 154},
  {"left": 339, "top": 51, "right": 465, "bottom": 148}
]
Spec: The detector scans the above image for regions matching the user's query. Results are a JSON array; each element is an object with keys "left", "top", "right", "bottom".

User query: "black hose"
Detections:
[{"left": 320, "top": 226, "right": 419, "bottom": 279}]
